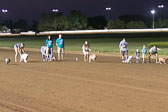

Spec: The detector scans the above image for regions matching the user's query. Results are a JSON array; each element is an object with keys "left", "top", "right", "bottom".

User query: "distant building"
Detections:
[{"left": 1, "top": 26, "right": 11, "bottom": 33}]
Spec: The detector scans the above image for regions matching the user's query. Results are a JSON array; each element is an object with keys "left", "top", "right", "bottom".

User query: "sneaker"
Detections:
[
  {"left": 122, "top": 60, "right": 125, "bottom": 63},
  {"left": 155, "top": 61, "right": 159, "bottom": 64},
  {"left": 42, "top": 59, "right": 45, "bottom": 62}
]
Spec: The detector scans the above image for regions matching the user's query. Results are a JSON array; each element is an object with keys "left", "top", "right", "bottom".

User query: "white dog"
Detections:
[
  {"left": 125, "top": 56, "right": 133, "bottom": 63},
  {"left": 89, "top": 54, "right": 97, "bottom": 62},
  {"left": 20, "top": 53, "right": 29, "bottom": 63}
]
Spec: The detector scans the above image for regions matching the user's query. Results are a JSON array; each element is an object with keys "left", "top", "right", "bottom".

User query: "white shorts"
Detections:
[
  {"left": 136, "top": 56, "right": 140, "bottom": 60},
  {"left": 58, "top": 47, "right": 64, "bottom": 54},
  {"left": 83, "top": 50, "right": 89, "bottom": 56}
]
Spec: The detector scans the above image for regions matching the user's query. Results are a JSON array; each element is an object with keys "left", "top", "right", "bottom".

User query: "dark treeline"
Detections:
[{"left": 0, "top": 10, "right": 168, "bottom": 33}]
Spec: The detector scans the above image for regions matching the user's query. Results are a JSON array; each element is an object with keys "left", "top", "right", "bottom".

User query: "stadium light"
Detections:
[
  {"left": 52, "top": 9, "right": 59, "bottom": 12},
  {"left": 105, "top": 7, "right": 111, "bottom": 22},
  {"left": 158, "top": 5, "right": 164, "bottom": 8},
  {"left": 1, "top": 9, "right": 8, "bottom": 27},
  {"left": 52, "top": 9, "right": 59, "bottom": 31},
  {"left": 150, "top": 10, "right": 155, "bottom": 29},
  {"left": 2, "top": 9, "right": 8, "bottom": 13}
]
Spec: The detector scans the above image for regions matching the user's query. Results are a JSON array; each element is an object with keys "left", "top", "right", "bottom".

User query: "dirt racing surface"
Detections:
[{"left": 0, "top": 48, "right": 168, "bottom": 112}]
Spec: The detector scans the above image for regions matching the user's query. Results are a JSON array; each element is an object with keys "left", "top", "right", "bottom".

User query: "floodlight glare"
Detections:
[
  {"left": 106, "top": 7, "right": 111, "bottom": 11},
  {"left": 158, "top": 5, "right": 164, "bottom": 8},
  {"left": 151, "top": 10, "right": 155, "bottom": 14},
  {"left": 52, "top": 9, "right": 59, "bottom": 12},
  {"left": 2, "top": 9, "right": 8, "bottom": 13}
]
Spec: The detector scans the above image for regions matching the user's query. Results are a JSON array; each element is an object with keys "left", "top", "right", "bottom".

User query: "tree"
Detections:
[
  {"left": 68, "top": 10, "right": 87, "bottom": 30},
  {"left": 31, "top": 20, "right": 38, "bottom": 32},
  {"left": 107, "top": 20, "right": 115, "bottom": 29},
  {"left": 155, "top": 18, "right": 168, "bottom": 28},
  {"left": 52, "top": 15, "right": 69, "bottom": 30},
  {"left": 126, "top": 21, "right": 147, "bottom": 29},
  {"left": 114, "top": 19, "right": 125, "bottom": 29},
  {"left": 37, "top": 13, "right": 54, "bottom": 31},
  {"left": 13, "top": 19, "right": 29, "bottom": 31},
  {"left": 107, "top": 19, "right": 125, "bottom": 29},
  {"left": 118, "top": 14, "right": 149, "bottom": 27},
  {"left": 88, "top": 16, "right": 107, "bottom": 29}
]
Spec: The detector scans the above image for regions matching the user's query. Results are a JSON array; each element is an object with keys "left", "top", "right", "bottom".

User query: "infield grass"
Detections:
[{"left": 0, "top": 36, "right": 168, "bottom": 56}]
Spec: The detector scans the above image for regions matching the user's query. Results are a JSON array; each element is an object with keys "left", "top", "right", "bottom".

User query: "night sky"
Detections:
[{"left": 0, "top": 0, "right": 167, "bottom": 21}]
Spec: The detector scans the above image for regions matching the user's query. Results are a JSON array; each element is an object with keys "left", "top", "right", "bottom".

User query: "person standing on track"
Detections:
[
  {"left": 119, "top": 38, "right": 128, "bottom": 63},
  {"left": 142, "top": 45, "right": 147, "bottom": 63},
  {"left": 56, "top": 34, "right": 64, "bottom": 60},
  {"left": 14, "top": 43, "right": 25, "bottom": 62},
  {"left": 82, "top": 41, "right": 91, "bottom": 62},
  {"left": 46, "top": 36, "right": 53, "bottom": 61}
]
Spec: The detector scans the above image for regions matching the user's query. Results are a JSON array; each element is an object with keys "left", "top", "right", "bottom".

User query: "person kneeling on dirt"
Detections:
[{"left": 148, "top": 45, "right": 161, "bottom": 63}]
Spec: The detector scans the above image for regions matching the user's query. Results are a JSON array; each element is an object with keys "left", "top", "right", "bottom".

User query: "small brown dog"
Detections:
[
  {"left": 89, "top": 54, "right": 97, "bottom": 62},
  {"left": 159, "top": 57, "right": 168, "bottom": 64},
  {"left": 53, "top": 57, "right": 57, "bottom": 61}
]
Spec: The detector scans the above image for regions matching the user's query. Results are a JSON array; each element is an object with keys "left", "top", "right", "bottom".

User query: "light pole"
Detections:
[
  {"left": 52, "top": 9, "right": 59, "bottom": 31},
  {"left": 158, "top": 5, "right": 164, "bottom": 28},
  {"left": 150, "top": 10, "right": 155, "bottom": 29},
  {"left": 1, "top": 9, "right": 8, "bottom": 27},
  {"left": 105, "top": 7, "right": 111, "bottom": 22}
]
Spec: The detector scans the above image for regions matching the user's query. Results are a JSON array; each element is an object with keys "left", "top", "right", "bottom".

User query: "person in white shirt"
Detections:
[
  {"left": 82, "top": 41, "right": 91, "bottom": 62},
  {"left": 148, "top": 45, "right": 161, "bottom": 63}
]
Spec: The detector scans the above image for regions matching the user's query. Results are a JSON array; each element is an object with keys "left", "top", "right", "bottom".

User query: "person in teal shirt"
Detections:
[
  {"left": 56, "top": 34, "right": 64, "bottom": 60},
  {"left": 141, "top": 45, "right": 147, "bottom": 63},
  {"left": 46, "top": 36, "right": 53, "bottom": 61}
]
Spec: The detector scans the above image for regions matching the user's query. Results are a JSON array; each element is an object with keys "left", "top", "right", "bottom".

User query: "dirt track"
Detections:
[{"left": 0, "top": 48, "right": 168, "bottom": 112}]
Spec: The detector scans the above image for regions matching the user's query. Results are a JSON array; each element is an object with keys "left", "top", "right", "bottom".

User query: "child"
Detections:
[
  {"left": 136, "top": 49, "right": 140, "bottom": 63},
  {"left": 141, "top": 45, "right": 147, "bottom": 63},
  {"left": 82, "top": 41, "right": 91, "bottom": 62}
]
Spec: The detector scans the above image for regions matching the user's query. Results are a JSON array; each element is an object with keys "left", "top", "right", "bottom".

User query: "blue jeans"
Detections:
[
  {"left": 47, "top": 47, "right": 53, "bottom": 61},
  {"left": 42, "top": 53, "right": 45, "bottom": 60}
]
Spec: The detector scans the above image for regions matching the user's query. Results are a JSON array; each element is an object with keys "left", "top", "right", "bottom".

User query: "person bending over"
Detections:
[
  {"left": 148, "top": 45, "right": 161, "bottom": 63},
  {"left": 14, "top": 43, "right": 25, "bottom": 62}
]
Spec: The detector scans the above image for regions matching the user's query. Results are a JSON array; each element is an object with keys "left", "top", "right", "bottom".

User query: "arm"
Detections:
[
  {"left": 45, "top": 40, "right": 48, "bottom": 45},
  {"left": 157, "top": 48, "right": 161, "bottom": 51},
  {"left": 18, "top": 48, "right": 22, "bottom": 57},
  {"left": 42, "top": 52, "right": 47, "bottom": 56},
  {"left": 119, "top": 43, "right": 121, "bottom": 49},
  {"left": 21, "top": 48, "right": 25, "bottom": 54},
  {"left": 82, "top": 45, "right": 85, "bottom": 50},
  {"left": 56, "top": 43, "right": 58, "bottom": 48},
  {"left": 56, "top": 39, "right": 58, "bottom": 48}
]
